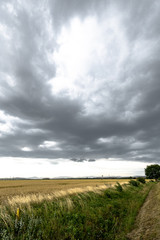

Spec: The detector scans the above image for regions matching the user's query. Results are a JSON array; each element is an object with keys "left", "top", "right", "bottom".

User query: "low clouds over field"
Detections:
[{"left": 0, "top": 0, "right": 160, "bottom": 176}]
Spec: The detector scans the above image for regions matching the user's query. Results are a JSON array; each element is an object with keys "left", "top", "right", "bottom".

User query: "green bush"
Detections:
[
  {"left": 137, "top": 177, "right": 146, "bottom": 184},
  {"left": 129, "top": 180, "right": 140, "bottom": 187},
  {"left": 115, "top": 182, "right": 123, "bottom": 192}
]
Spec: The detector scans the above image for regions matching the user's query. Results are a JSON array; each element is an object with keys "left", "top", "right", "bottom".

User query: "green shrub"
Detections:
[
  {"left": 104, "top": 188, "right": 121, "bottom": 199},
  {"left": 115, "top": 182, "right": 123, "bottom": 192},
  {"left": 137, "top": 177, "right": 146, "bottom": 184},
  {"left": 129, "top": 180, "right": 140, "bottom": 187}
]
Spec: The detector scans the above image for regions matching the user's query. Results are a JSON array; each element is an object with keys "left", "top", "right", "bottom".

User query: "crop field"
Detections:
[
  {"left": 0, "top": 178, "right": 128, "bottom": 205},
  {"left": 0, "top": 179, "right": 154, "bottom": 240}
]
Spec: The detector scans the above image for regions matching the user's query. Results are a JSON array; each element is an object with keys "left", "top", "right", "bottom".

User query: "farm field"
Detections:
[
  {"left": 0, "top": 179, "right": 154, "bottom": 240},
  {"left": 0, "top": 178, "right": 128, "bottom": 204}
]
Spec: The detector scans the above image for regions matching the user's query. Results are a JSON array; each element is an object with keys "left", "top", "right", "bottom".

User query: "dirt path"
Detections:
[{"left": 127, "top": 183, "right": 160, "bottom": 240}]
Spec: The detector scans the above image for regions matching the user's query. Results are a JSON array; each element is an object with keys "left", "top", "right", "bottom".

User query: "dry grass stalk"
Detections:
[{"left": 6, "top": 184, "right": 113, "bottom": 207}]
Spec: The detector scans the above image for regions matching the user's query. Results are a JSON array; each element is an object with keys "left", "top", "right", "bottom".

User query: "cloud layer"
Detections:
[{"left": 0, "top": 0, "right": 160, "bottom": 164}]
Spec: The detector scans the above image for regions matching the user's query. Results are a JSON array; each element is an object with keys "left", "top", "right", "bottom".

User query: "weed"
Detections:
[
  {"left": 129, "top": 180, "right": 140, "bottom": 187},
  {"left": 137, "top": 177, "right": 146, "bottom": 184},
  {"left": 115, "top": 182, "right": 123, "bottom": 192}
]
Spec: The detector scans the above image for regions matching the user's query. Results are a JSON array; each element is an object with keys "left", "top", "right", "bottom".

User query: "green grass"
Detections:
[{"left": 0, "top": 182, "right": 153, "bottom": 240}]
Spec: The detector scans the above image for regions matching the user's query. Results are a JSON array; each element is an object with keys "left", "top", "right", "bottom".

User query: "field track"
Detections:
[{"left": 127, "top": 182, "right": 160, "bottom": 240}]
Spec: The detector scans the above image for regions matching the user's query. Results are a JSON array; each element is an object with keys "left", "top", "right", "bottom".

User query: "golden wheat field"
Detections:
[{"left": 0, "top": 179, "right": 129, "bottom": 207}]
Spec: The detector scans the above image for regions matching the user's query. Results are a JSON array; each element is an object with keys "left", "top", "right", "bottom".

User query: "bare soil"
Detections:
[{"left": 127, "top": 182, "right": 160, "bottom": 240}]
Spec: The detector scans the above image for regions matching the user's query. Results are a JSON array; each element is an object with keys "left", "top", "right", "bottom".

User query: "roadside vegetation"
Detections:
[
  {"left": 127, "top": 182, "right": 160, "bottom": 240},
  {"left": 0, "top": 180, "right": 153, "bottom": 240}
]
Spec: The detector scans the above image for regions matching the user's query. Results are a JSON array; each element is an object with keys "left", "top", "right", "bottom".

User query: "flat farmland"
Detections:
[
  {"left": 0, "top": 179, "right": 153, "bottom": 240},
  {"left": 0, "top": 179, "right": 129, "bottom": 205}
]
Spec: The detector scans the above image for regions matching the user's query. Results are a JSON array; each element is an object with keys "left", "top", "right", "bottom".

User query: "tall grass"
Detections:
[
  {"left": 0, "top": 179, "right": 129, "bottom": 204},
  {"left": 6, "top": 184, "right": 113, "bottom": 207},
  {"left": 0, "top": 182, "right": 153, "bottom": 240}
]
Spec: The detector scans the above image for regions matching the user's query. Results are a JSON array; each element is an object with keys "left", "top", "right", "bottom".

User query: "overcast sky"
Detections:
[{"left": 0, "top": 0, "right": 160, "bottom": 178}]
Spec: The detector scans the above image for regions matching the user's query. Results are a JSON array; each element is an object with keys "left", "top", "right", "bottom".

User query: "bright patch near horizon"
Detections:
[{"left": 0, "top": 157, "right": 148, "bottom": 178}]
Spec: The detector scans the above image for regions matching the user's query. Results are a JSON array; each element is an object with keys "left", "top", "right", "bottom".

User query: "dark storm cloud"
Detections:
[
  {"left": 0, "top": 0, "right": 160, "bottom": 164},
  {"left": 49, "top": 0, "right": 109, "bottom": 30},
  {"left": 70, "top": 158, "right": 96, "bottom": 163},
  {"left": 70, "top": 158, "right": 86, "bottom": 162}
]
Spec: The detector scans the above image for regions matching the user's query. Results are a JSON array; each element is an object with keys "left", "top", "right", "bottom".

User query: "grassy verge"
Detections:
[{"left": 0, "top": 182, "right": 153, "bottom": 240}]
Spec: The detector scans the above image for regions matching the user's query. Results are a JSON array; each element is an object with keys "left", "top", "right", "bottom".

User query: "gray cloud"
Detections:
[
  {"left": 70, "top": 158, "right": 96, "bottom": 163},
  {"left": 0, "top": 0, "right": 160, "bottom": 165}
]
